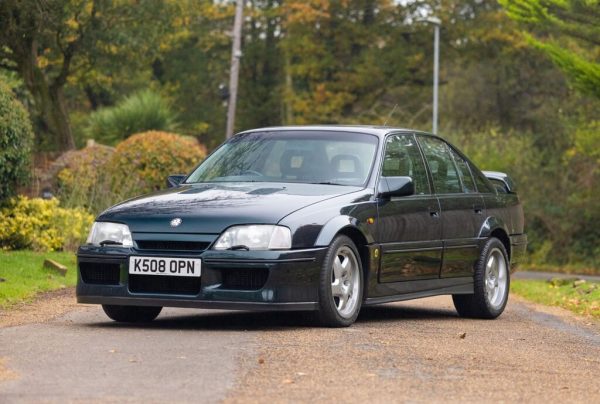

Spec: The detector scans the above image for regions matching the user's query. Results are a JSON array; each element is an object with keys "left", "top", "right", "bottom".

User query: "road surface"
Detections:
[{"left": 1, "top": 292, "right": 599, "bottom": 403}]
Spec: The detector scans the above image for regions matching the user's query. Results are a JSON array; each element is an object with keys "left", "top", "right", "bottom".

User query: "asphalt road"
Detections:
[{"left": 1, "top": 294, "right": 599, "bottom": 403}]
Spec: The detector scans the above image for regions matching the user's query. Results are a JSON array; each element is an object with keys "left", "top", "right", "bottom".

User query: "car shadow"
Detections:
[
  {"left": 358, "top": 304, "right": 459, "bottom": 323},
  {"left": 81, "top": 302, "right": 459, "bottom": 332}
]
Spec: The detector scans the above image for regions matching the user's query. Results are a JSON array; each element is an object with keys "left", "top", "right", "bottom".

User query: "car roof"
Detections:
[{"left": 237, "top": 125, "right": 431, "bottom": 138}]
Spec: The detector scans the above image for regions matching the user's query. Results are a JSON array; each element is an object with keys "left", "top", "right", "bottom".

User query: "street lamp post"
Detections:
[
  {"left": 418, "top": 16, "right": 441, "bottom": 134},
  {"left": 432, "top": 21, "right": 440, "bottom": 135}
]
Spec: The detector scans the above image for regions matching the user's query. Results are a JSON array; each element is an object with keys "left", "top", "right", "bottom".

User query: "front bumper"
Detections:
[{"left": 76, "top": 246, "right": 327, "bottom": 311}]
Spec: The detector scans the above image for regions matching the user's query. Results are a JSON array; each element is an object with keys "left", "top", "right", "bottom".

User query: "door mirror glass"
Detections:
[
  {"left": 378, "top": 176, "right": 415, "bottom": 198},
  {"left": 167, "top": 174, "right": 186, "bottom": 188}
]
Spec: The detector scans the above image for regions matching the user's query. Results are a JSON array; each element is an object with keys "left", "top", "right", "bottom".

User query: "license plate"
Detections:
[{"left": 129, "top": 256, "right": 201, "bottom": 277}]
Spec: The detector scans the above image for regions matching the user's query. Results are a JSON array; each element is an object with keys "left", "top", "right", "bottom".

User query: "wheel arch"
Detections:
[
  {"left": 478, "top": 217, "right": 511, "bottom": 260},
  {"left": 315, "top": 217, "right": 373, "bottom": 297},
  {"left": 314, "top": 215, "right": 374, "bottom": 247}
]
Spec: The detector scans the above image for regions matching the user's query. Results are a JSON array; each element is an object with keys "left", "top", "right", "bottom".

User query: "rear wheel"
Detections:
[
  {"left": 316, "top": 235, "right": 363, "bottom": 327},
  {"left": 102, "top": 305, "right": 162, "bottom": 323},
  {"left": 453, "top": 237, "right": 510, "bottom": 319}
]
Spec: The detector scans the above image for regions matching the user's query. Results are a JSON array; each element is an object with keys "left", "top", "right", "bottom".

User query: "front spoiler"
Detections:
[{"left": 78, "top": 295, "right": 318, "bottom": 311}]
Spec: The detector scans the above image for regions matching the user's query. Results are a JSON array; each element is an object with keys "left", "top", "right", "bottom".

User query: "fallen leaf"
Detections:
[
  {"left": 258, "top": 358, "right": 265, "bottom": 365},
  {"left": 459, "top": 332, "right": 467, "bottom": 339},
  {"left": 282, "top": 379, "right": 294, "bottom": 384}
]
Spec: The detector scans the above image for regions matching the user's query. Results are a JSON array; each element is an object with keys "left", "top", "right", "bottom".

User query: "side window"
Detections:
[
  {"left": 382, "top": 134, "right": 430, "bottom": 195},
  {"left": 448, "top": 147, "right": 476, "bottom": 193},
  {"left": 417, "top": 136, "right": 462, "bottom": 194},
  {"left": 471, "top": 165, "right": 496, "bottom": 193},
  {"left": 489, "top": 179, "right": 509, "bottom": 194}
]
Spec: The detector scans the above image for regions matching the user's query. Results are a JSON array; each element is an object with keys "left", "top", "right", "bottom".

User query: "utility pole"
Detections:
[{"left": 226, "top": 0, "right": 244, "bottom": 139}]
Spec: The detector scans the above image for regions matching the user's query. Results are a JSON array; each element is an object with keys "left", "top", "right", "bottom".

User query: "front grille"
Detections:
[
  {"left": 129, "top": 274, "right": 201, "bottom": 295},
  {"left": 221, "top": 268, "right": 269, "bottom": 291},
  {"left": 80, "top": 262, "right": 120, "bottom": 285},
  {"left": 135, "top": 240, "right": 210, "bottom": 251}
]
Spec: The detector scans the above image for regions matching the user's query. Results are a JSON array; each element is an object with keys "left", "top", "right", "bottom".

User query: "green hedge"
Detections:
[{"left": 0, "top": 80, "right": 34, "bottom": 202}]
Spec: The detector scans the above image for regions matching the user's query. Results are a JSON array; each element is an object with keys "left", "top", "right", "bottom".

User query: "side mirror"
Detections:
[
  {"left": 378, "top": 176, "right": 414, "bottom": 198},
  {"left": 167, "top": 174, "right": 186, "bottom": 188}
]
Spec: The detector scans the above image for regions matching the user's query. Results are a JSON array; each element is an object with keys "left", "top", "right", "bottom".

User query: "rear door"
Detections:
[
  {"left": 416, "top": 135, "right": 485, "bottom": 278},
  {"left": 376, "top": 133, "right": 442, "bottom": 282}
]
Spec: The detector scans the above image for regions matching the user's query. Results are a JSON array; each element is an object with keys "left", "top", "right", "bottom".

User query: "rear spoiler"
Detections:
[{"left": 482, "top": 171, "right": 517, "bottom": 194}]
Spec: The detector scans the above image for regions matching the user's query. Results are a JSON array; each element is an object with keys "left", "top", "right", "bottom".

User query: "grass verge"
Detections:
[
  {"left": 511, "top": 279, "right": 600, "bottom": 319},
  {"left": 0, "top": 250, "right": 77, "bottom": 308},
  {"left": 519, "top": 263, "right": 599, "bottom": 276}
]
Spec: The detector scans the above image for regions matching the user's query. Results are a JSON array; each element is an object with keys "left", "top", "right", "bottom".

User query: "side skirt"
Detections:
[{"left": 364, "top": 276, "right": 473, "bottom": 306}]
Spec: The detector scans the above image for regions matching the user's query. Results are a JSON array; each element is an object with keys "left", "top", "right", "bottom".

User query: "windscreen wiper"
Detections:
[
  {"left": 228, "top": 245, "right": 250, "bottom": 251},
  {"left": 99, "top": 240, "right": 123, "bottom": 246}
]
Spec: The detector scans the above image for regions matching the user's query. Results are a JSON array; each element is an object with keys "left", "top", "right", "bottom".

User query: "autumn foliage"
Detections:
[{"left": 109, "top": 131, "right": 206, "bottom": 195}]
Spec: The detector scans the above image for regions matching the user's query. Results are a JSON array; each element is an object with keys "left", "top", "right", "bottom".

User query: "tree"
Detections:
[
  {"left": 499, "top": 0, "right": 600, "bottom": 99},
  {"left": 0, "top": 0, "right": 176, "bottom": 151}
]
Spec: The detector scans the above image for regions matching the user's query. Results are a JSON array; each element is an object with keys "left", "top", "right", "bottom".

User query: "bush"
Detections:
[
  {"left": 0, "top": 196, "right": 94, "bottom": 252},
  {"left": 52, "top": 143, "right": 116, "bottom": 212},
  {"left": 0, "top": 80, "right": 34, "bottom": 202},
  {"left": 446, "top": 127, "right": 599, "bottom": 270},
  {"left": 108, "top": 131, "right": 206, "bottom": 196},
  {"left": 85, "top": 89, "right": 177, "bottom": 145}
]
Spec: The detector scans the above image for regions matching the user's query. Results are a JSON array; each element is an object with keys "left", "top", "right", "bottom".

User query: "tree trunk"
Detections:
[
  {"left": 47, "top": 83, "right": 75, "bottom": 150},
  {"left": 18, "top": 42, "right": 75, "bottom": 151}
]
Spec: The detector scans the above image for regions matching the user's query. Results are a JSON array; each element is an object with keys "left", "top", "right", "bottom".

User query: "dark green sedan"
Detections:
[{"left": 77, "top": 126, "right": 527, "bottom": 327}]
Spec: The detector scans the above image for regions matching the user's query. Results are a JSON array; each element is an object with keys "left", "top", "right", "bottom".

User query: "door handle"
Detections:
[
  {"left": 430, "top": 210, "right": 440, "bottom": 218},
  {"left": 473, "top": 205, "right": 483, "bottom": 214}
]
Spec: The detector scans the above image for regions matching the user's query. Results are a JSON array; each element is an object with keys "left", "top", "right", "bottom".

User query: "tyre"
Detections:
[
  {"left": 102, "top": 305, "right": 162, "bottom": 323},
  {"left": 316, "top": 235, "right": 364, "bottom": 327},
  {"left": 452, "top": 237, "right": 510, "bottom": 319}
]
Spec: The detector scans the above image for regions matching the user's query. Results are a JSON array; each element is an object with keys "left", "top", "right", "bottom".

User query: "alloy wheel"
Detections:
[{"left": 330, "top": 245, "right": 361, "bottom": 318}]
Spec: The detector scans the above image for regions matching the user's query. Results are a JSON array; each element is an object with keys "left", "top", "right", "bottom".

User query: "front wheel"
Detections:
[
  {"left": 453, "top": 237, "right": 510, "bottom": 319},
  {"left": 316, "top": 235, "right": 363, "bottom": 327},
  {"left": 102, "top": 305, "right": 162, "bottom": 323}
]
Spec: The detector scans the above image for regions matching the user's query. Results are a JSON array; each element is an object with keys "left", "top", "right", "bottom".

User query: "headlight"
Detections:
[
  {"left": 213, "top": 225, "right": 292, "bottom": 250},
  {"left": 86, "top": 222, "right": 133, "bottom": 247}
]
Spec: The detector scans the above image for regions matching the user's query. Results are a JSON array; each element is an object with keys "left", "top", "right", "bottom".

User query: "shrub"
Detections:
[
  {"left": 0, "top": 196, "right": 94, "bottom": 252},
  {"left": 85, "top": 89, "right": 178, "bottom": 145},
  {"left": 0, "top": 80, "right": 34, "bottom": 202},
  {"left": 108, "top": 131, "right": 206, "bottom": 196},
  {"left": 52, "top": 143, "right": 116, "bottom": 212}
]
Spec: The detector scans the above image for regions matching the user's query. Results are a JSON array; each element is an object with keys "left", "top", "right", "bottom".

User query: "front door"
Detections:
[{"left": 377, "top": 134, "right": 442, "bottom": 282}]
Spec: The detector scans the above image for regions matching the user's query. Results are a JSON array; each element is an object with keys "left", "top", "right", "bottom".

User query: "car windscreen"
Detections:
[{"left": 185, "top": 131, "right": 379, "bottom": 186}]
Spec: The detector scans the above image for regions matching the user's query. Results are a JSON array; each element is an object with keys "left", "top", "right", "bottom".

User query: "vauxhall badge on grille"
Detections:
[{"left": 170, "top": 218, "right": 182, "bottom": 227}]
